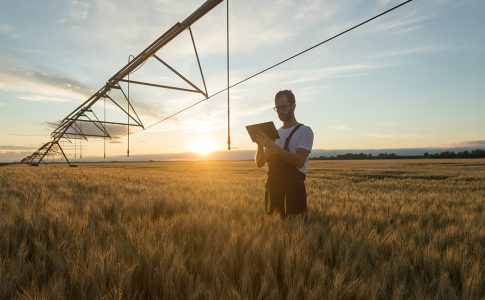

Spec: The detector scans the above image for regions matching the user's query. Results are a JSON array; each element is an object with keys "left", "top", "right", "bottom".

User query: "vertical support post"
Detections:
[
  {"left": 127, "top": 55, "right": 134, "bottom": 157},
  {"left": 104, "top": 97, "right": 106, "bottom": 159},
  {"left": 80, "top": 121, "right": 82, "bottom": 160},
  {"left": 226, "top": 0, "right": 231, "bottom": 151}
]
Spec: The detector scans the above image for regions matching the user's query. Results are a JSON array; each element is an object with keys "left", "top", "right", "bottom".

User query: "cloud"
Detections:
[
  {"left": 377, "top": 45, "right": 447, "bottom": 58},
  {"left": 0, "top": 21, "right": 20, "bottom": 40},
  {"left": 372, "top": 0, "right": 468, "bottom": 35},
  {"left": 0, "top": 0, "right": 390, "bottom": 132},
  {"left": 367, "top": 132, "right": 396, "bottom": 138},
  {"left": 43, "top": 121, "right": 60, "bottom": 130},
  {"left": 330, "top": 125, "right": 352, "bottom": 130},
  {"left": 108, "top": 139, "right": 123, "bottom": 144},
  {"left": 374, "top": 8, "right": 431, "bottom": 33},
  {"left": 8, "top": 133, "right": 48, "bottom": 137},
  {"left": 367, "top": 132, "right": 431, "bottom": 139},
  {"left": 238, "top": 62, "right": 392, "bottom": 87},
  {"left": 0, "top": 22, "right": 11, "bottom": 33},
  {"left": 0, "top": 57, "right": 165, "bottom": 123},
  {"left": 62, "top": 0, "right": 345, "bottom": 59},
  {"left": 135, "top": 60, "right": 391, "bottom": 127},
  {"left": 0, "top": 145, "right": 38, "bottom": 151},
  {"left": 43, "top": 119, "right": 138, "bottom": 140},
  {"left": 0, "top": 59, "right": 93, "bottom": 103},
  {"left": 1, "top": 0, "right": 468, "bottom": 146},
  {"left": 99, "top": 86, "right": 168, "bottom": 120},
  {"left": 70, "top": 0, "right": 91, "bottom": 20},
  {"left": 439, "top": 140, "right": 485, "bottom": 149},
  {"left": 376, "top": 0, "right": 393, "bottom": 5},
  {"left": 219, "top": 0, "right": 340, "bottom": 54},
  {"left": 378, "top": 121, "right": 398, "bottom": 127},
  {"left": 0, "top": 151, "right": 32, "bottom": 163}
]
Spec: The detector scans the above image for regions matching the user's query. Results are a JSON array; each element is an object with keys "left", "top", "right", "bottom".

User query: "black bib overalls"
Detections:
[{"left": 265, "top": 124, "right": 307, "bottom": 217}]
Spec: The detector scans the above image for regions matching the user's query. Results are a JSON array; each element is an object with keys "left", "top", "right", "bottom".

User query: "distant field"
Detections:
[{"left": 1, "top": 159, "right": 484, "bottom": 299}]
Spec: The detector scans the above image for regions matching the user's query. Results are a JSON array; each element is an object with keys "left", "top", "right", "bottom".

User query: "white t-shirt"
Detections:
[{"left": 269, "top": 123, "right": 314, "bottom": 174}]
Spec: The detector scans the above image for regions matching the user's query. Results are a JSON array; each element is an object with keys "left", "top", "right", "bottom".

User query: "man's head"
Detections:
[{"left": 274, "top": 90, "right": 296, "bottom": 122}]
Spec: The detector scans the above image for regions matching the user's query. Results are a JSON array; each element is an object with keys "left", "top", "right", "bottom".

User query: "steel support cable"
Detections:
[{"left": 118, "top": 0, "right": 413, "bottom": 138}]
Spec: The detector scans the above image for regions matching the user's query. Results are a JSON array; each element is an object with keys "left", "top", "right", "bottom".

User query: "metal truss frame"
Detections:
[{"left": 22, "top": 0, "right": 223, "bottom": 166}]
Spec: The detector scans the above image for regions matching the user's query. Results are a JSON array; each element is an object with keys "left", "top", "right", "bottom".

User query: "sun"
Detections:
[{"left": 188, "top": 138, "right": 217, "bottom": 156}]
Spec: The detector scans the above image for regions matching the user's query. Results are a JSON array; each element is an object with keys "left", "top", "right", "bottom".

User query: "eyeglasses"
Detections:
[{"left": 273, "top": 104, "right": 293, "bottom": 112}]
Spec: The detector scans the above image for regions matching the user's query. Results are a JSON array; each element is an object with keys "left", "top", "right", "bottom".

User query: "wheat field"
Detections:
[{"left": 0, "top": 159, "right": 484, "bottom": 299}]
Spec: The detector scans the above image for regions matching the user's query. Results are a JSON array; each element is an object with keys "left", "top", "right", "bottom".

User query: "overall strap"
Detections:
[{"left": 284, "top": 124, "right": 303, "bottom": 151}]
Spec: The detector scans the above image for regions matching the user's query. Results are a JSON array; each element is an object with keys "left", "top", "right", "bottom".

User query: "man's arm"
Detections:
[
  {"left": 269, "top": 146, "right": 309, "bottom": 169},
  {"left": 255, "top": 132, "right": 310, "bottom": 169},
  {"left": 255, "top": 143, "right": 267, "bottom": 168}
]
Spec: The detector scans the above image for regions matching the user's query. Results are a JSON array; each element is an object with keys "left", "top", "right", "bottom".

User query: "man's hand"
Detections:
[
  {"left": 254, "top": 132, "right": 272, "bottom": 168},
  {"left": 255, "top": 132, "right": 276, "bottom": 151}
]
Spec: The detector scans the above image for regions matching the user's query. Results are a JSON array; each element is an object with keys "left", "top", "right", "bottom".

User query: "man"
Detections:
[{"left": 255, "top": 90, "right": 314, "bottom": 217}]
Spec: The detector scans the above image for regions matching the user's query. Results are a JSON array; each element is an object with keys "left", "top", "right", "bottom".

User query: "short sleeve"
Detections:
[{"left": 297, "top": 126, "right": 313, "bottom": 152}]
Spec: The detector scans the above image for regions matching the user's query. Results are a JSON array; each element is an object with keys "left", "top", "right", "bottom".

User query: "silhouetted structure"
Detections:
[
  {"left": 22, "top": 0, "right": 223, "bottom": 166},
  {"left": 310, "top": 149, "right": 485, "bottom": 160}
]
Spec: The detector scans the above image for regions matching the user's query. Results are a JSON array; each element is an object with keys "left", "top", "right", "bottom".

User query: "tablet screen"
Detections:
[{"left": 246, "top": 121, "right": 280, "bottom": 142}]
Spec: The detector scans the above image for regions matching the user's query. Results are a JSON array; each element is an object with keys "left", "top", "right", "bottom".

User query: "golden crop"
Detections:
[{"left": 1, "top": 159, "right": 484, "bottom": 299}]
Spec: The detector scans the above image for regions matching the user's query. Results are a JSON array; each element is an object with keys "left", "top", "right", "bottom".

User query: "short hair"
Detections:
[{"left": 275, "top": 90, "right": 295, "bottom": 105}]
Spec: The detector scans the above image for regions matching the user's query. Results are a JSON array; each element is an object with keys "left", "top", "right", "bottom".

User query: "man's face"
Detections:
[{"left": 274, "top": 95, "right": 294, "bottom": 122}]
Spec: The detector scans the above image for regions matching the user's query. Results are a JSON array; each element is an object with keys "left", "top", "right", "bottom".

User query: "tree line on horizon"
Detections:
[{"left": 310, "top": 149, "right": 485, "bottom": 160}]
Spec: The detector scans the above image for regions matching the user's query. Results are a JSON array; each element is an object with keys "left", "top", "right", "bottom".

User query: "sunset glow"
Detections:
[
  {"left": 0, "top": 0, "right": 483, "bottom": 163},
  {"left": 188, "top": 139, "right": 217, "bottom": 156}
]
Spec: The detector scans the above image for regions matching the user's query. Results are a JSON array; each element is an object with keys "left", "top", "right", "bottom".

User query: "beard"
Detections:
[{"left": 278, "top": 111, "right": 292, "bottom": 122}]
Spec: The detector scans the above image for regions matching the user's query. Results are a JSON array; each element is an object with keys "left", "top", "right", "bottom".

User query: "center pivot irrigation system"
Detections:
[{"left": 21, "top": 0, "right": 414, "bottom": 166}]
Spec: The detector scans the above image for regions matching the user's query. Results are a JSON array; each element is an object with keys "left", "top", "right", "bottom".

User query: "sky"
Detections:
[{"left": 0, "top": 0, "right": 484, "bottom": 162}]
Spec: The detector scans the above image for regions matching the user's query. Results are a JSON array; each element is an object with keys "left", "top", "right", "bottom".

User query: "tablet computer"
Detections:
[{"left": 246, "top": 121, "right": 280, "bottom": 142}]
